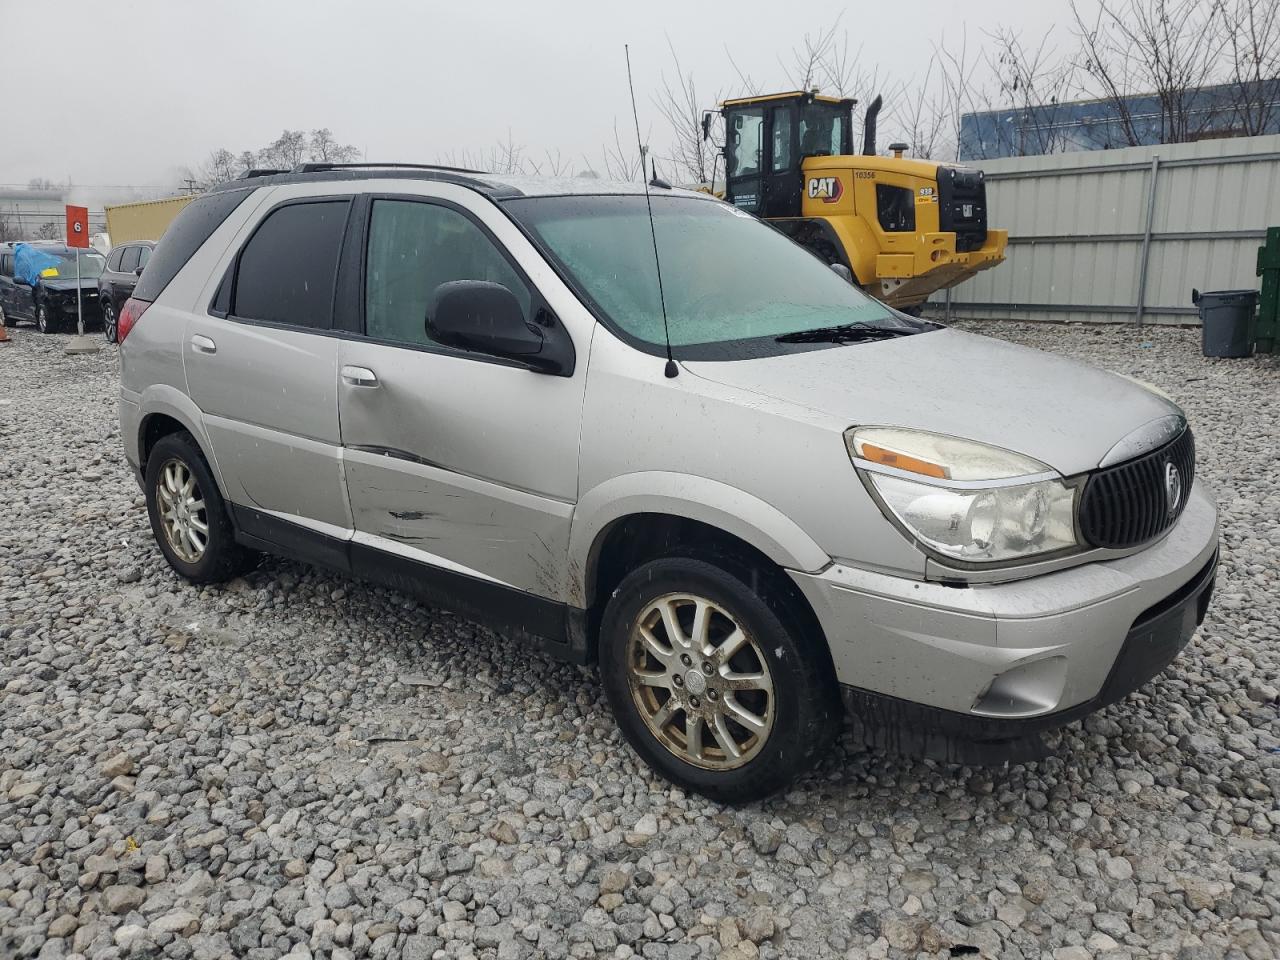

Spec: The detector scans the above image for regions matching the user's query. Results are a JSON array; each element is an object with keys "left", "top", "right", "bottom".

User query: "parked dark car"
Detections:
[
  {"left": 0, "top": 242, "right": 107, "bottom": 334},
  {"left": 98, "top": 241, "right": 154, "bottom": 342}
]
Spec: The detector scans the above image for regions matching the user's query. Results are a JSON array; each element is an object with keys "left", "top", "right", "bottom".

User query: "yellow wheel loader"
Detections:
[{"left": 706, "top": 91, "right": 1007, "bottom": 311}]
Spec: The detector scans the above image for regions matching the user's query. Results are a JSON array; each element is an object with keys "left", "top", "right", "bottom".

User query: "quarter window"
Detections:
[
  {"left": 233, "top": 200, "right": 349, "bottom": 329},
  {"left": 876, "top": 184, "right": 916, "bottom": 232},
  {"left": 364, "top": 199, "right": 531, "bottom": 348}
]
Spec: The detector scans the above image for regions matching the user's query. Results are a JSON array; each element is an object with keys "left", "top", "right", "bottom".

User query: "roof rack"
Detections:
[
  {"left": 291, "top": 162, "right": 485, "bottom": 175},
  {"left": 237, "top": 168, "right": 291, "bottom": 180}
]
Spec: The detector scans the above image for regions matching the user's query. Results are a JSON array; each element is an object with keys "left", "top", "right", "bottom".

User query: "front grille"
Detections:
[{"left": 1079, "top": 427, "right": 1196, "bottom": 549}]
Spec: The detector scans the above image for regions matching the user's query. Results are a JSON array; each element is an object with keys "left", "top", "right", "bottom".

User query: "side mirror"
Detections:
[
  {"left": 427, "top": 280, "right": 564, "bottom": 373},
  {"left": 829, "top": 262, "right": 854, "bottom": 283},
  {"left": 134, "top": 266, "right": 145, "bottom": 277},
  {"left": 701, "top": 111, "right": 713, "bottom": 142}
]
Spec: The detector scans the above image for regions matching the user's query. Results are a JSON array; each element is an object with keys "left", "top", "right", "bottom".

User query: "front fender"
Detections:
[{"left": 567, "top": 471, "right": 831, "bottom": 607}]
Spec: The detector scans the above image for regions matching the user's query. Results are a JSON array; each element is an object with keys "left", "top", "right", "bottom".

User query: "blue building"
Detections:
[{"left": 959, "top": 79, "right": 1280, "bottom": 160}]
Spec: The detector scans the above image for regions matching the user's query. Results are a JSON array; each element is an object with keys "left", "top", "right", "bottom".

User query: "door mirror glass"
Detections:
[{"left": 427, "top": 280, "right": 550, "bottom": 364}]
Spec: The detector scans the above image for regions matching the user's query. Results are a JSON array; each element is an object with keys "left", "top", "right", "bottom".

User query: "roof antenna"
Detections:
[{"left": 626, "top": 44, "right": 678, "bottom": 379}]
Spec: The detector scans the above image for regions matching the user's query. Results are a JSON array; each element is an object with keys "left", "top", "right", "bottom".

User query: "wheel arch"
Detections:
[
  {"left": 135, "top": 387, "right": 229, "bottom": 497},
  {"left": 569, "top": 473, "right": 831, "bottom": 607}
]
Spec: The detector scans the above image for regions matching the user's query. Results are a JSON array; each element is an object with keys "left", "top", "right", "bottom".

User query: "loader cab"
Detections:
[{"left": 721, "top": 92, "right": 855, "bottom": 220}]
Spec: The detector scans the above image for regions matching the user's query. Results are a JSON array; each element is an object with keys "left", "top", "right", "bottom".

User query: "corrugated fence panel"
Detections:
[{"left": 937, "top": 134, "right": 1280, "bottom": 324}]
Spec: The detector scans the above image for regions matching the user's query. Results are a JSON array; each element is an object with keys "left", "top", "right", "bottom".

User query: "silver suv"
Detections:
[{"left": 118, "top": 165, "right": 1219, "bottom": 801}]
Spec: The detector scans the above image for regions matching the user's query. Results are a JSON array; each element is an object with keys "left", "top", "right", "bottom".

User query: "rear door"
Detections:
[
  {"left": 336, "top": 188, "right": 588, "bottom": 602},
  {"left": 184, "top": 190, "right": 354, "bottom": 541}
]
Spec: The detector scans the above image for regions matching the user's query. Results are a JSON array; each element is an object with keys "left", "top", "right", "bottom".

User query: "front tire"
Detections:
[
  {"left": 0, "top": 303, "right": 10, "bottom": 327},
  {"left": 35, "top": 302, "right": 57, "bottom": 334},
  {"left": 144, "top": 432, "right": 258, "bottom": 584},
  {"left": 103, "top": 302, "right": 117, "bottom": 343},
  {"left": 599, "top": 555, "right": 839, "bottom": 803}
]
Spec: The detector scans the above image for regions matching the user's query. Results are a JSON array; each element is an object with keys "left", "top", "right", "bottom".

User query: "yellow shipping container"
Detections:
[{"left": 104, "top": 195, "right": 195, "bottom": 245}]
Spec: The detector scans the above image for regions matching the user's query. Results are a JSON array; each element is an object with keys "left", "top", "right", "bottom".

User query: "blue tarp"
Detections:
[{"left": 14, "top": 243, "right": 64, "bottom": 285}]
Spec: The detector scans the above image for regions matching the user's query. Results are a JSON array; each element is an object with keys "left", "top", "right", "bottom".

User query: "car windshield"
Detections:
[
  {"left": 504, "top": 194, "right": 913, "bottom": 358},
  {"left": 41, "top": 252, "right": 107, "bottom": 280}
]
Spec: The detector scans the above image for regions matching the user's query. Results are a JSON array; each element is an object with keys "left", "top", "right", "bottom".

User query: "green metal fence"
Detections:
[{"left": 1258, "top": 227, "right": 1279, "bottom": 354}]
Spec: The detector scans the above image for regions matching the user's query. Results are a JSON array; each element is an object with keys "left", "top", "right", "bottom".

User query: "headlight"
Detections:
[{"left": 847, "top": 427, "right": 1079, "bottom": 564}]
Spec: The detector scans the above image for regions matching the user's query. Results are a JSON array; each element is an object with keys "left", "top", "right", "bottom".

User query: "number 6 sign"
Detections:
[{"left": 65, "top": 205, "right": 89, "bottom": 248}]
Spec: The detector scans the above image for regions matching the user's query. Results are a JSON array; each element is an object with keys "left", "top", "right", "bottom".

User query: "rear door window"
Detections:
[
  {"left": 138, "top": 246, "right": 152, "bottom": 268},
  {"left": 106, "top": 248, "right": 124, "bottom": 272},
  {"left": 232, "top": 200, "right": 350, "bottom": 329}
]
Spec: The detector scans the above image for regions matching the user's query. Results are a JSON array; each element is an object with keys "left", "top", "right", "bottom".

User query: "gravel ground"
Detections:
[{"left": 1, "top": 320, "right": 1278, "bottom": 960}]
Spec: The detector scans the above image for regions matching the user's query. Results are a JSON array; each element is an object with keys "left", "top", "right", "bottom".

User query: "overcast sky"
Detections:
[{"left": 2, "top": 0, "right": 1070, "bottom": 195}]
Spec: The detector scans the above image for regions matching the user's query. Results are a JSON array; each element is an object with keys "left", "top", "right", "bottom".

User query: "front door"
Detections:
[
  {"left": 184, "top": 193, "right": 353, "bottom": 538},
  {"left": 337, "top": 194, "right": 586, "bottom": 603},
  {"left": 760, "top": 104, "right": 801, "bottom": 219}
]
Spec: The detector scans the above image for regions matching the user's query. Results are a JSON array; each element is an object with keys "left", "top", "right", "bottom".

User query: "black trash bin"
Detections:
[{"left": 1192, "top": 288, "right": 1257, "bottom": 358}]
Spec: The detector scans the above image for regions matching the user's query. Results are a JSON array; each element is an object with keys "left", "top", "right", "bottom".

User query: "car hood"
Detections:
[
  {"left": 41, "top": 277, "right": 98, "bottom": 293},
  {"left": 682, "top": 328, "right": 1182, "bottom": 477}
]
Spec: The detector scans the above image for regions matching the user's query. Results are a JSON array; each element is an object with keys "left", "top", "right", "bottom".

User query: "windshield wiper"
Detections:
[{"left": 775, "top": 324, "right": 916, "bottom": 344}]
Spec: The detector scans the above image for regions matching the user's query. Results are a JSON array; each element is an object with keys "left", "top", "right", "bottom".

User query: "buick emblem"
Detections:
[{"left": 1164, "top": 462, "right": 1182, "bottom": 516}]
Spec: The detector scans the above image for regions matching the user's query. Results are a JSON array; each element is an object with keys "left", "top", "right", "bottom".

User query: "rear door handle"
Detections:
[
  {"left": 191, "top": 335, "right": 217, "bottom": 354},
  {"left": 341, "top": 365, "right": 379, "bottom": 387}
]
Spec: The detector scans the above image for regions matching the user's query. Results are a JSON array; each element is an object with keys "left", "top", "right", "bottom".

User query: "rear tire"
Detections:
[
  {"left": 0, "top": 304, "right": 10, "bottom": 327},
  {"left": 599, "top": 554, "right": 839, "bottom": 803},
  {"left": 145, "top": 432, "right": 258, "bottom": 584}
]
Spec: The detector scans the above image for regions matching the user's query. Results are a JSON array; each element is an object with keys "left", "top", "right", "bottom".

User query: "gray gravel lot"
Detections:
[{"left": 1, "top": 320, "right": 1278, "bottom": 960}]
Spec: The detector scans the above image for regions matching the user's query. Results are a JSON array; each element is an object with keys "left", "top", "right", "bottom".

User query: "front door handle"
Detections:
[
  {"left": 341, "top": 365, "right": 379, "bottom": 387},
  {"left": 191, "top": 334, "right": 217, "bottom": 354}
]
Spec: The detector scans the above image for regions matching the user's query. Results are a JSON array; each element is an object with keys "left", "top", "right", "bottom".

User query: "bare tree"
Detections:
[
  {"left": 27, "top": 178, "right": 57, "bottom": 192},
  {"left": 238, "top": 150, "right": 258, "bottom": 174},
  {"left": 524, "top": 149, "right": 574, "bottom": 177},
  {"left": 0, "top": 211, "right": 16, "bottom": 243},
  {"left": 309, "top": 128, "right": 361, "bottom": 163},
  {"left": 258, "top": 129, "right": 309, "bottom": 169},
  {"left": 1218, "top": 0, "right": 1280, "bottom": 135},
  {"left": 602, "top": 119, "right": 646, "bottom": 182},
  {"left": 980, "top": 27, "right": 1084, "bottom": 156},
  {"left": 1071, "top": 0, "right": 1223, "bottom": 146},
  {"left": 198, "top": 148, "right": 239, "bottom": 186},
  {"left": 782, "top": 18, "right": 844, "bottom": 90},
  {"left": 933, "top": 27, "right": 990, "bottom": 159},
  {"left": 654, "top": 37, "right": 719, "bottom": 185},
  {"left": 894, "top": 63, "right": 951, "bottom": 159},
  {"left": 34, "top": 222, "right": 62, "bottom": 241}
]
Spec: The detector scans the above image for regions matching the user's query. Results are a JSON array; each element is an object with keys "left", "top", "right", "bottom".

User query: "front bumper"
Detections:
[{"left": 790, "top": 479, "right": 1219, "bottom": 763}]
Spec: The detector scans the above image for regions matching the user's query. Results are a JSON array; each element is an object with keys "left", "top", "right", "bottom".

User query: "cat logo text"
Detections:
[{"left": 806, "top": 177, "right": 843, "bottom": 203}]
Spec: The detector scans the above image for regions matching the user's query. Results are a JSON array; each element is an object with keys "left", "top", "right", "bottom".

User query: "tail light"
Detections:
[{"left": 117, "top": 298, "right": 150, "bottom": 344}]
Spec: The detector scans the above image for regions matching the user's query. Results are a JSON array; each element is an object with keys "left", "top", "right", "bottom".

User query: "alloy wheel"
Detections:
[
  {"left": 156, "top": 458, "right": 208, "bottom": 563},
  {"left": 36, "top": 304, "right": 49, "bottom": 333},
  {"left": 626, "top": 593, "right": 775, "bottom": 770},
  {"left": 103, "top": 303, "right": 117, "bottom": 342}
]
